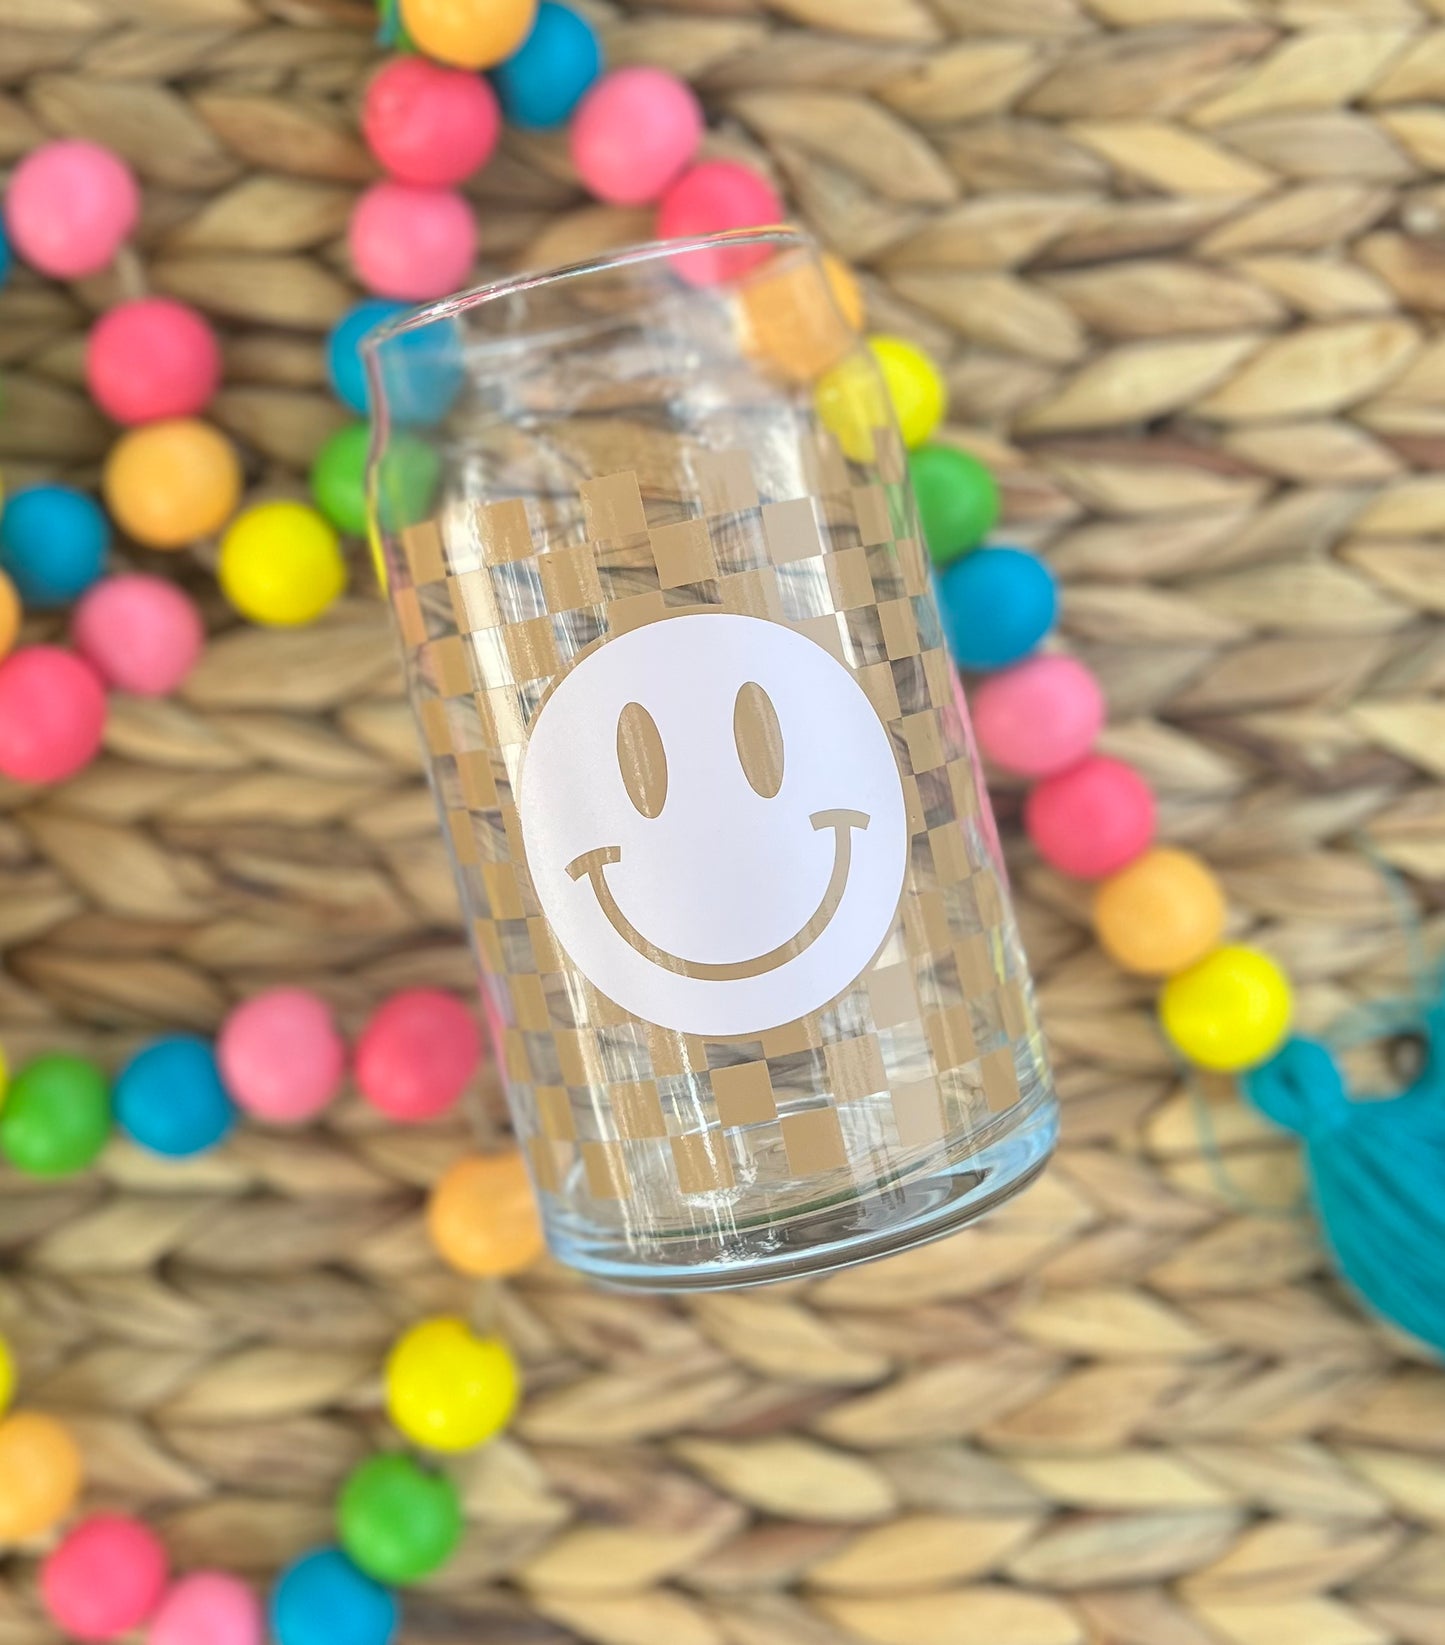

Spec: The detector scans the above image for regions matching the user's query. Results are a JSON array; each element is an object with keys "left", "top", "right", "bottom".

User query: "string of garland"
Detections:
[{"left": 0, "top": 0, "right": 1433, "bottom": 1638}]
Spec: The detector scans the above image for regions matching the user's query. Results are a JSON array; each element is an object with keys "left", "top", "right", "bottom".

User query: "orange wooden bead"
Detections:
[
  {"left": 1093, "top": 847, "right": 1226, "bottom": 977},
  {"left": 0, "top": 570, "right": 19, "bottom": 662},
  {"left": 0, "top": 1410, "right": 82, "bottom": 1540},
  {"left": 741, "top": 252, "right": 864, "bottom": 383},
  {"left": 103, "top": 419, "right": 242, "bottom": 550},
  {"left": 427, "top": 1150, "right": 544, "bottom": 1277}
]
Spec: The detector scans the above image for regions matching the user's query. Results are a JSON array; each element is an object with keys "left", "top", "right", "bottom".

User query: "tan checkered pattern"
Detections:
[{"left": 389, "top": 435, "right": 1047, "bottom": 1216}]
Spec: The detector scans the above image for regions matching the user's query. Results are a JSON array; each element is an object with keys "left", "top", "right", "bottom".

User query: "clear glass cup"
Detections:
[{"left": 364, "top": 228, "right": 1056, "bottom": 1289}]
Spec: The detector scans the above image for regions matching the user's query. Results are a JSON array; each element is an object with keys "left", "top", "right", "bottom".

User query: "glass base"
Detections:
[{"left": 550, "top": 1096, "right": 1059, "bottom": 1291}]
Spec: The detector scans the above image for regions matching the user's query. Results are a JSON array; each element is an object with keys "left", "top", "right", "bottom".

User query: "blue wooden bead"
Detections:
[
  {"left": 493, "top": 2, "right": 602, "bottom": 130},
  {"left": 0, "top": 485, "right": 109, "bottom": 609},
  {"left": 272, "top": 1549, "right": 397, "bottom": 1645},
  {"left": 936, "top": 545, "right": 1057, "bottom": 672},
  {"left": 326, "top": 300, "right": 406, "bottom": 415},
  {"left": 114, "top": 1035, "right": 235, "bottom": 1158},
  {"left": 325, "top": 301, "right": 462, "bottom": 427}
]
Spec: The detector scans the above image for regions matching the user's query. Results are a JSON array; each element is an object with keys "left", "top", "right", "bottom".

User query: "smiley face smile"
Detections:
[{"left": 566, "top": 808, "right": 870, "bottom": 983}]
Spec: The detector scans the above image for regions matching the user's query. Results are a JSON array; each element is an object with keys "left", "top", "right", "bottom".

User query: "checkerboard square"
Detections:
[
  {"left": 582, "top": 472, "right": 647, "bottom": 541},
  {"left": 613, "top": 1080, "right": 666, "bottom": 1140},
  {"left": 479, "top": 687, "right": 526, "bottom": 749},
  {"left": 418, "top": 698, "right": 451, "bottom": 757},
  {"left": 879, "top": 598, "right": 918, "bottom": 661},
  {"left": 763, "top": 498, "right": 823, "bottom": 565},
  {"left": 582, "top": 1139, "right": 630, "bottom": 1198},
  {"left": 511, "top": 972, "right": 549, "bottom": 1031},
  {"left": 1001, "top": 980, "right": 1032, "bottom": 1038},
  {"left": 868, "top": 963, "right": 917, "bottom": 1029},
  {"left": 447, "top": 808, "right": 478, "bottom": 866},
  {"left": 672, "top": 1132, "right": 736, "bottom": 1194},
  {"left": 536, "top": 1085, "right": 576, "bottom": 1141},
  {"left": 981, "top": 1047, "right": 1021, "bottom": 1112},
  {"left": 527, "top": 917, "right": 562, "bottom": 973},
  {"left": 853, "top": 485, "right": 892, "bottom": 547},
  {"left": 901, "top": 710, "right": 946, "bottom": 774},
  {"left": 449, "top": 569, "right": 499, "bottom": 634},
  {"left": 504, "top": 615, "right": 559, "bottom": 682},
  {"left": 457, "top": 749, "right": 497, "bottom": 810},
  {"left": 718, "top": 568, "right": 784, "bottom": 621},
  {"left": 430, "top": 636, "right": 472, "bottom": 698},
  {"left": 825, "top": 1035, "right": 887, "bottom": 1102},
  {"left": 827, "top": 546, "right": 874, "bottom": 611},
  {"left": 973, "top": 870, "right": 1004, "bottom": 926},
  {"left": 651, "top": 519, "right": 716, "bottom": 587},
  {"left": 948, "top": 758, "right": 982, "bottom": 821},
  {"left": 930, "top": 823, "right": 972, "bottom": 886},
  {"left": 539, "top": 544, "right": 603, "bottom": 610},
  {"left": 712, "top": 1061, "right": 776, "bottom": 1128},
  {"left": 855, "top": 661, "right": 901, "bottom": 724},
  {"left": 402, "top": 521, "right": 445, "bottom": 584},
  {"left": 697, "top": 450, "right": 758, "bottom": 514},
  {"left": 479, "top": 499, "right": 533, "bottom": 564},
  {"left": 501, "top": 1029, "right": 531, "bottom": 1082},
  {"left": 394, "top": 586, "right": 426, "bottom": 648},
  {"left": 781, "top": 1107, "right": 846, "bottom": 1174},
  {"left": 956, "top": 932, "right": 997, "bottom": 996},
  {"left": 923, "top": 647, "right": 956, "bottom": 710},
  {"left": 926, "top": 1004, "right": 977, "bottom": 1067},
  {"left": 892, "top": 1079, "right": 945, "bottom": 1146},
  {"left": 608, "top": 590, "right": 671, "bottom": 634},
  {"left": 529, "top": 1135, "right": 561, "bottom": 1193},
  {"left": 899, "top": 537, "right": 930, "bottom": 596},
  {"left": 797, "top": 613, "right": 847, "bottom": 663},
  {"left": 481, "top": 860, "right": 525, "bottom": 921}
]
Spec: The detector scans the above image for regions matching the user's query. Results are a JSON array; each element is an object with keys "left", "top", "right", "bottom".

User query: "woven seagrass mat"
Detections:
[{"left": 4, "top": 0, "right": 1445, "bottom": 1641}]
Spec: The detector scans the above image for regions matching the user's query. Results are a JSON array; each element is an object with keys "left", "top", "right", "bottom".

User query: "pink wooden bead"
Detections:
[
  {"left": 1025, "top": 754, "right": 1156, "bottom": 881},
  {"left": 217, "top": 987, "right": 346, "bottom": 1125},
  {"left": 0, "top": 646, "right": 107, "bottom": 785},
  {"left": 569, "top": 67, "right": 703, "bottom": 206},
  {"left": 355, "top": 988, "right": 482, "bottom": 1122},
  {"left": 72, "top": 574, "right": 204, "bottom": 697},
  {"left": 41, "top": 1514, "right": 168, "bottom": 1641},
  {"left": 973, "top": 655, "right": 1105, "bottom": 779},
  {"left": 86, "top": 298, "right": 222, "bottom": 425},
  {"left": 148, "top": 1572, "right": 263, "bottom": 1645},
  {"left": 655, "top": 161, "right": 784, "bottom": 285},
  {"left": 362, "top": 57, "right": 501, "bottom": 186},
  {"left": 348, "top": 182, "right": 477, "bottom": 300},
  {"left": 5, "top": 140, "right": 139, "bottom": 279}
]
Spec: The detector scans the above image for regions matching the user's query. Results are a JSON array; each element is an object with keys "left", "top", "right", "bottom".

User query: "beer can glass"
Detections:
[{"left": 364, "top": 228, "right": 1056, "bottom": 1289}]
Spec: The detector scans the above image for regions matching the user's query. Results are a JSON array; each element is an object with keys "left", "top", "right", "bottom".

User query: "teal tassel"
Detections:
[{"left": 1244, "top": 1013, "right": 1445, "bottom": 1356}]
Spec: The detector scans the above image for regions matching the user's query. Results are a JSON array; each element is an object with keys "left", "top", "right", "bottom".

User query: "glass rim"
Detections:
[{"left": 362, "top": 225, "right": 815, "bottom": 350}]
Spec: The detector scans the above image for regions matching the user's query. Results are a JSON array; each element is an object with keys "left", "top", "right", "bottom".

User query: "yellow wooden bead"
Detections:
[
  {"left": 869, "top": 334, "right": 946, "bottom": 449},
  {"left": 427, "top": 1152, "right": 544, "bottom": 1278},
  {"left": 1094, "top": 848, "right": 1227, "bottom": 977},
  {"left": 218, "top": 501, "right": 346, "bottom": 628},
  {"left": 1159, "top": 944, "right": 1293, "bottom": 1073},
  {"left": 385, "top": 1316, "right": 518, "bottom": 1453}
]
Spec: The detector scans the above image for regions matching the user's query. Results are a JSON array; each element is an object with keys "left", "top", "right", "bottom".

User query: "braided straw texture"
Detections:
[{"left": 4, "top": 0, "right": 1445, "bottom": 1640}]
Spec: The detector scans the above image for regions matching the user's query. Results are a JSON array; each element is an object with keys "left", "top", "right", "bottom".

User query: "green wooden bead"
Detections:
[
  {"left": 0, "top": 1054, "right": 110, "bottom": 1177},
  {"left": 909, "top": 443, "right": 999, "bottom": 567},
  {"left": 310, "top": 424, "right": 439, "bottom": 539},
  {"left": 337, "top": 1453, "right": 462, "bottom": 1585}
]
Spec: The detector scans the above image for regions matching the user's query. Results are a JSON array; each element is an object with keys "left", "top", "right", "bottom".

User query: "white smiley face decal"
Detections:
[{"left": 518, "top": 612, "right": 909, "bottom": 1038}]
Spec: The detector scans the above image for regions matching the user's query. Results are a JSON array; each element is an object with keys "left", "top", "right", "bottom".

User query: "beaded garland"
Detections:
[{"left": 0, "top": 2, "right": 1344, "bottom": 1640}]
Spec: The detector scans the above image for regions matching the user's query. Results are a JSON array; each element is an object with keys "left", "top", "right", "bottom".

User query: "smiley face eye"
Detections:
[
  {"left": 618, "top": 700, "right": 668, "bottom": 818},
  {"left": 734, "top": 681, "right": 784, "bottom": 798}
]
